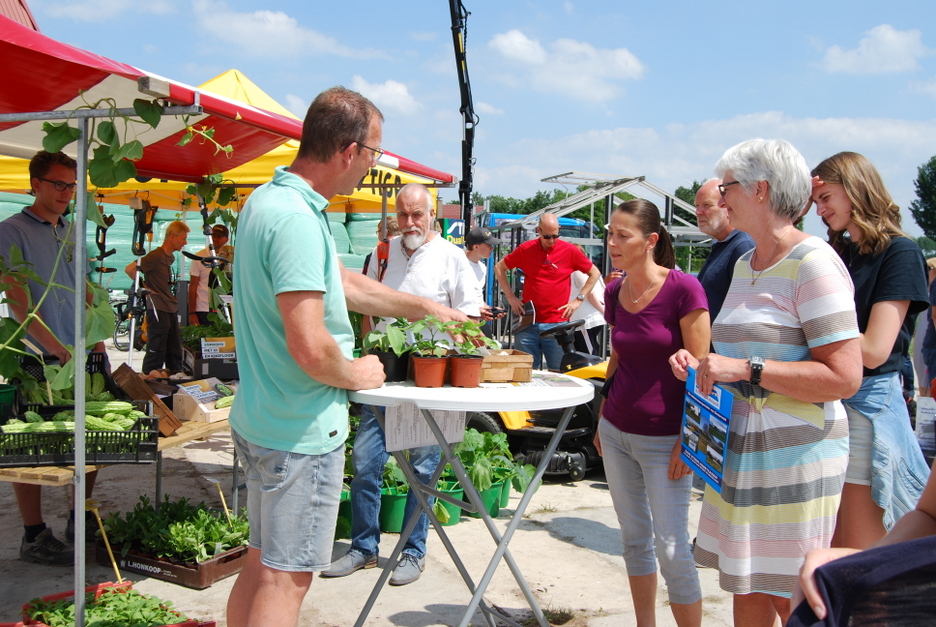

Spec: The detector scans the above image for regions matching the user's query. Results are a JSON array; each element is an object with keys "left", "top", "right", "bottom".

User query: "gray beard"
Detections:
[{"left": 402, "top": 230, "right": 427, "bottom": 250}]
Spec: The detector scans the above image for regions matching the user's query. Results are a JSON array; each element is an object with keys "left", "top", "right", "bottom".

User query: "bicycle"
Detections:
[{"left": 111, "top": 288, "right": 148, "bottom": 352}]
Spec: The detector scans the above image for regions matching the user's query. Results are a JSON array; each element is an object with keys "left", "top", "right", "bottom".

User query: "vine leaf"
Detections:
[
  {"left": 114, "top": 139, "right": 144, "bottom": 162},
  {"left": 97, "top": 120, "right": 117, "bottom": 145},
  {"left": 133, "top": 98, "right": 162, "bottom": 129},
  {"left": 177, "top": 130, "right": 194, "bottom": 147},
  {"left": 89, "top": 146, "right": 120, "bottom": 187},
  {"left": 41, "top": 122, "right": 80, "bottom": 153}
]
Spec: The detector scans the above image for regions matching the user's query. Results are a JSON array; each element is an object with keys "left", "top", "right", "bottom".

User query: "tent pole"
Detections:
[{"left": 72, "top": 114, "right": 90, "bottom": 627}]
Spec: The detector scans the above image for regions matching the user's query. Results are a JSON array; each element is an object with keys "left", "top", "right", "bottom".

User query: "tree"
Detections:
[
  {"left": 916, "top": 236, "right": 936, "bottom": 259},
  {"left": 910, "top": 155, "right": 936, "bottom": 241}
]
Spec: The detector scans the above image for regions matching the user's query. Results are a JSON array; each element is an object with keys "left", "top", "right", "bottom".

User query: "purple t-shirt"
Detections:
[{"left": 602, "top": 270, "right": 708, "bottom": 436}]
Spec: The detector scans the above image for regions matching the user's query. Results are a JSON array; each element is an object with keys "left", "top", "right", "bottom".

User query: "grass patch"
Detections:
[{"left": 518, "top": 606, "right": 576, "bottom": 626}]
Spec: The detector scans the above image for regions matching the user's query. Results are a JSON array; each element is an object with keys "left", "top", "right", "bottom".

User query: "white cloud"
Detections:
[
  {"left": 910, "top": 80, "right": 936, "bottom": 100},
  {"left": 41, "top": 0, "right": 175, "bottom": 21},
  {"left": 488, "top": 29, "right": 645, "bottom": 102},
  {"left": 192, "top": 0, "right": 385, "bottom": 60},
  {"left": 474, "top": 112, "right": 936, "bottom": 237},
  {"left": 351, "top": 77, "right": 422, "bottom": 116},
  {"left": 821, "top": 24, "right": 931, "bottom": 74},
  {"left": 563, "top": 2, "right": 575, "bottom": 15},
  {"left": 476, "top": 102, "right": 504, "bottom": 115},
  {"left": 284, "top": 94, "right": 308, "bottom": 119}
]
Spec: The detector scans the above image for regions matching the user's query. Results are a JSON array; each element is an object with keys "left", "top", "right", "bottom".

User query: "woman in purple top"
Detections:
[{"left": 595, "top": 199, "right": 710, "bottom": 627}]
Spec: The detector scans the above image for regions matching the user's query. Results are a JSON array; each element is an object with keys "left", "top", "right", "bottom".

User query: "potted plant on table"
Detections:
[
  {"left": 363, "top": 317, "right": 412, "bottom": 382},
  {"left": 443, "top": 320, "right": 498, "bottom": 388},
  {"left": 407, "top": 315, "right": 451, "bottom": 388}
]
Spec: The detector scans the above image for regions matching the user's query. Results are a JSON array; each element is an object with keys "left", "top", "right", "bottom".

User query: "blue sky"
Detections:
[{"left": 27, "top": 0, "right": 936, "bottom": 237}]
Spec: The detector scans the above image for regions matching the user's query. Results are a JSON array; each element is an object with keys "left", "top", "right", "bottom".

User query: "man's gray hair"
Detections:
[
  {"left": 714, "top": 139, "right": 810, "bottom": 222},
  {"left": 397, "top": 183, "right": 434, "bottom": 212}
]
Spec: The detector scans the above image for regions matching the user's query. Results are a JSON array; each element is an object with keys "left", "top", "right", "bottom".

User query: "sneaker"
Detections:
[
  {"left": 65, "top": 515, "right": 98, "bottom": 543},
  {"left": 389, "top": 553, "right": 425, "bottom": 586},
  {"left": 20, "top": 528, "right": 73, "bottom": 566},
  {"left": 320, "top": 550, "right": 377, "bottom": 578}
]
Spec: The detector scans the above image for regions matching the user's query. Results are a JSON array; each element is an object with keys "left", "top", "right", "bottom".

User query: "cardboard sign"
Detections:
[{"left": 201, "top": 337, "right": 236, "bottom": 360}]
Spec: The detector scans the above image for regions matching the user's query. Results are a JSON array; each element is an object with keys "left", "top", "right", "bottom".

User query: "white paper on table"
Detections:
[{"left": 384, "top": 402, "right": 467, "bottom": 452}]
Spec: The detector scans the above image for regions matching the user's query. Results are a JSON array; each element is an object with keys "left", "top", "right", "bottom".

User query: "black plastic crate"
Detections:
[
  {"left": 0, "top": 400, "right": 158, "bottom": 467},
  {"left": 14, "top": 352, "right": 125, "bottom": 410}
]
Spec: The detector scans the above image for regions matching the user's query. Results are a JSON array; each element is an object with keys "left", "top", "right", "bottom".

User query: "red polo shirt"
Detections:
[{"left": 503, "top": 238, "right": 593, "bottom": 323}]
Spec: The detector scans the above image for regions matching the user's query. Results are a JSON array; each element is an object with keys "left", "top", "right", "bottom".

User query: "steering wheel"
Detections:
[{"left": 539, "top": 319, "right": 586, "bottom": 339}]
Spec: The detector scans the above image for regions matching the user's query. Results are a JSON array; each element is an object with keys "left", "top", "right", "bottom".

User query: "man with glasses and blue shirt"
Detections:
[
  {"left": 0, "top": 150, "right": 108, "bottom": 564},
  {"left": 494, "top": 214, "right": 601, "bottom": 370}
]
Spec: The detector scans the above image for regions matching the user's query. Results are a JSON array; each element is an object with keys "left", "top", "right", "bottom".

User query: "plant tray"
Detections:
[
  {"left": 22, "top": 581, "right": 215, "bottom": 626},
  {"left": 0, "top": 400, "right": 158, "bottom": 467},
  {"left": 96, "top": 542, "right": 248, "bottom": 590},
  {"left": 481, "top": 349, "right": 533, "bottom": 382}
]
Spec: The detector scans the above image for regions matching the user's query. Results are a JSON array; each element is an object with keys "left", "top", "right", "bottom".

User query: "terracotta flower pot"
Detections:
[
  {"left": 449, "top": 355, "right": 483, "bottom": 388},
  {"left": 411, "top": 355, "right": 448, "bottom": 388}
]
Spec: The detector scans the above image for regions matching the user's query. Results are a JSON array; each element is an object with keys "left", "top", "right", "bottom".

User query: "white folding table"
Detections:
[{"left": 348, "top": 371, "right": 595, "bottom": 627}]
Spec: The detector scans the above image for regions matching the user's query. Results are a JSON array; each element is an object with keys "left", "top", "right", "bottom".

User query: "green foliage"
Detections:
[
  {"left": 186, "top": 172, "right": 238, "bottom": 207},
  {"left": 916, "top": 236, "right": 936, "bottom": 258},
  {"left": 452, "top": 428, "right": 537, "bottom": 494},
  {"left": 382, "top": 456, "right": 409, "bottom": 495},
  {"left": 363, "top": 317, "right": 410, "bottom": 356},
  {"left": 911, "top": 155, "right": 936, "bottom": 241},
  {"left": 407, "top": 315, "right": 451, "bottom": 357},
  {"left": 103, "top": 494, "right": 249, "bottom": 564},
  {"left": 180, "top": 313, "right": 234, "bottom": 352},
  {"left": 442, "top": 319, "right": 498, "bottom": 355},
  {"left": 27, "top": 586, "right": 188, "bottom": 627}
]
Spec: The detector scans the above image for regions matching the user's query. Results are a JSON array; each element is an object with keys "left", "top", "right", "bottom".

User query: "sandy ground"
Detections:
[{"left": 0, "top": 343, "right": 735, "bottom": 626}]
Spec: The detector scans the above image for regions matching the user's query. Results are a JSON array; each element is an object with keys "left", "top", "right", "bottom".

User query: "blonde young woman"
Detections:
[
  {"left": 811, "top": 152, "right": 930, "bottom": 550},
  {"left": 670, "top": 139, "right": 862, "bottom": 627},
  {"left": 596, "top": 198, "right": 710, "bottom": 627}
]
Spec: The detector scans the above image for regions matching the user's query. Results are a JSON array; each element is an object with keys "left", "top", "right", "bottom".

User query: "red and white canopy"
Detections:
[{"left": 0, "top": 15, "right": 454, "bottom": 185}]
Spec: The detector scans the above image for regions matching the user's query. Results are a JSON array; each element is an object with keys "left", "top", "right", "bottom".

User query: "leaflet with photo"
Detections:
[{"left": 680, "top": 366, "right": 733, "bottom": 493}]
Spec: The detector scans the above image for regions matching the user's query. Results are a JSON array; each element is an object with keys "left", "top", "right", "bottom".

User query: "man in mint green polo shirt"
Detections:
[{"left": 225, "top": 87, "right": 467, "bottom": 627}]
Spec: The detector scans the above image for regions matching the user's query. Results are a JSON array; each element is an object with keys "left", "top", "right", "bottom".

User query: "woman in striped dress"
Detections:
[{"left": 669, "top": 139, "right": 862, "bottom": 627}]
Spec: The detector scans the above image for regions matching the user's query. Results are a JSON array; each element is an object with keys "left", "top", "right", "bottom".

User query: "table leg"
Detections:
[
  {"left": 415, "top": 406, "right": 555, "bottom": 627},
  {"left": 231, "top": 447, "right": 239, "bottom": 514},
  {"left": 353, "top": 407, "right": 500, "bottom": 627},
  {"left": 456, "top": 404, "right": 577, "bottom": 627},
  {"left": 155, "top": 451, "right": 163, "bottom": 507}
]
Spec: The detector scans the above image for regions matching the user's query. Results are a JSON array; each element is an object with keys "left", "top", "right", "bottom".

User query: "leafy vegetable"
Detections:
[{"left": 26, "top": 585, "right": 188, "bottom": 627}]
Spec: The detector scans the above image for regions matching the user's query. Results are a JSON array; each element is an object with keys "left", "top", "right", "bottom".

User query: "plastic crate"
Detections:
[
  {"left": 14, "top": 353, "right": 125, "bottom": 411},
  {"left": 0, "top": 400, "right": 158, "bottom": 467}
]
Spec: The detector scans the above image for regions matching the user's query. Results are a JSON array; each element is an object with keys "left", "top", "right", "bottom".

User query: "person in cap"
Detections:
[
  {"left": 465, "top": 226, "right": 504, "bottom": 321},
  {"left": 188, "top": 224, "right": 234, "bottom": 326}
]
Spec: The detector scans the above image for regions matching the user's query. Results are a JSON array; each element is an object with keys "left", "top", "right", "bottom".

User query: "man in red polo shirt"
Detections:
[{"left": 494, "top": 214, "right": 601, "bottom": 370}]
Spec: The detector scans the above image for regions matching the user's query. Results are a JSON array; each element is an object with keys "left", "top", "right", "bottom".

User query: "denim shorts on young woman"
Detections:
[
  {"left": 231, "top": 428, "right": 344, "bottom": 572},
  {"left": 843, "top": 372, "right": 931, "bottom": 529}
]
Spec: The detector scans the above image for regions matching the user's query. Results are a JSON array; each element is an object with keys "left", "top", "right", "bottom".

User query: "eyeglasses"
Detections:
[
  {"left": 540, "top": 234, "right": 560, "bottom": 240},
  {"left": 40, "top": 178, "right": 78, "bottom": 192},
  {"left": 717, "top": 181, "right": 740, "bottom": 197},
  {"left": 357, "top": 142, "right": 384, "bottom": 159}
]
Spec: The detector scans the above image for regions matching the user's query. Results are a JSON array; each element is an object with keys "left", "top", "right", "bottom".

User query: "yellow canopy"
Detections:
[{"left": 0, "top": 69, "right": 440, "bottom": 213}]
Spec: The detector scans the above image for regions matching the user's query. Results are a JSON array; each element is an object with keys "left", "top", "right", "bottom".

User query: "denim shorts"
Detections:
[{"left": 232, "top": 428, "right": 344, "bottom": 572}]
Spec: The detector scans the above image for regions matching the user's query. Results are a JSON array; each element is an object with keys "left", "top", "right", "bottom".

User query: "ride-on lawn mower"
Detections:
[{"left": 466, "top": 319, "right": 607, "bottom": 481}]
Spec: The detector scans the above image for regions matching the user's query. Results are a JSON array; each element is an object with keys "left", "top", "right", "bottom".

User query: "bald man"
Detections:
[
  {"left": 494, "top": 214, "right": 601, "bottom": 370},
  {"left": 694, "top": 178, "right": 754, "bottom": 322}
]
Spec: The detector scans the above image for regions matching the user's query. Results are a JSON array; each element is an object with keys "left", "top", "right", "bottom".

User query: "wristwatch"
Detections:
[
  {"left": 575, "top": 294, "right": 586, "bottom": 301},
  {"left": 749, "top": 356, "right": 765, "bottom": 386}
]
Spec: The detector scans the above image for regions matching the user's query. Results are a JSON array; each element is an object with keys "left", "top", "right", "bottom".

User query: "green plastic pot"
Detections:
[
  {"left": 379, "top": 489, "right": 408, "bottom": 533},
  {"left": 499, "top": 479, "right": 511, "bottom": 508},
  {"left": 437, "top": 481, "right": 465, "bottom": 526},
  {"left": 0, "top": 383, "right": 15, "bottom": 420},
  {"left": 466, "top": 481, "right": 504, "bottom": 518}
]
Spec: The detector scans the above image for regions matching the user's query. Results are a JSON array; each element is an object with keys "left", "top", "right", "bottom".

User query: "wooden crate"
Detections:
[
  {"left": 95, "top": 542, "right": 247, "bottom": 590},
  {"left": 113, "top": 364, "right": 183, "bottom": 436},
  {"left": 173, "top": 393, "right": 231, "bottom": 423},
  {"left": 481, "top": 350, "right": 533, "bottom": 382}
]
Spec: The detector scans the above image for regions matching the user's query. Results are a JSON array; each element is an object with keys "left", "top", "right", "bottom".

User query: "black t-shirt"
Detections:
[{"left": 845, "top": 236, "right": 928, "bottom": 376}]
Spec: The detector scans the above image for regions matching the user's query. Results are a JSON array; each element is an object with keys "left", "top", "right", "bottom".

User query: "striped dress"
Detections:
[{"left": 694, "top": 236, "right": 859, "bottom": 597}]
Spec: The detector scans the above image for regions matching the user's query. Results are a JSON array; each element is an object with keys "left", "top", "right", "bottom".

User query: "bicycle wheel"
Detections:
[{"left": 113, "top": 310, "right": 130, "bottom": 351}]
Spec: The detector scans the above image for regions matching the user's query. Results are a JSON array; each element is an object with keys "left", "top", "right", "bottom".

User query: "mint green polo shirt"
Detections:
[{"left": 229, "top": 166, "right": 352, "bottom": 455}]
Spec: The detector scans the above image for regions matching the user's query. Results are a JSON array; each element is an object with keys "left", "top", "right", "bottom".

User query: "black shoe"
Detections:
[
  {"left": 20, "top": 528, "right": 73, "bottom": 565},
  {"left": 65, "top": 514, "right": 98, "bottom": 543}
]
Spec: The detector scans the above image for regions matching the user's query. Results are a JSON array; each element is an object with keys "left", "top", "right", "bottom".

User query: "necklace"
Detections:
[
  {"left": 626, "top": 275, "right": 656, "bottom": 303},
  {"left": 751, "top": 225, "right": 793, "bottom": 285}
]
